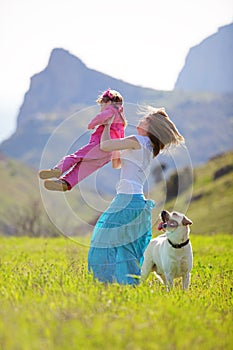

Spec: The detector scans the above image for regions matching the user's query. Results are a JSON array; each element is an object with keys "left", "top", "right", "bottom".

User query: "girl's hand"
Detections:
[{"left": 87, "top": 121, "right": 95, "bottom": 129}]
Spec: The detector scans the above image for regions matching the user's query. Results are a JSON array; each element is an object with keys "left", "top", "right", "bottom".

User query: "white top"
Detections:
[{"left": 116, "top": 135, "right": 153, "bottom": 194}]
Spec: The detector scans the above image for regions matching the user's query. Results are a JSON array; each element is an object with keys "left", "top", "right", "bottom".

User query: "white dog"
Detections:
[{"left": 141, "top": 210, "right": 193, "bottom": 291}]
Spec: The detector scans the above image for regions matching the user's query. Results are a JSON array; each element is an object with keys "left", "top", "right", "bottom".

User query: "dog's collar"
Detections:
[{"left": 168, "top": 238, "right": 190, "bottom": 249}]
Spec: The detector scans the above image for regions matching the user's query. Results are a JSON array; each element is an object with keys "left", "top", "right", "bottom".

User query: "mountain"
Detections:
[
  {"left": 175, "top": 23, "right": 233, "bottom": 93},
  {"left": 0, "top": 24, "right": 233, "bottom": 174},
  {"left": 0, "top": 48, "right": 169, "bottom": 167},
  {"left": 16, "top": 48, "right": 160, "bottom": 115}
]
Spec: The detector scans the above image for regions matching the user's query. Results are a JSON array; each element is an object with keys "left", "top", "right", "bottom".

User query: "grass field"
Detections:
[{"left": 0, "top": 235, "right": 232, "bottom": 350}]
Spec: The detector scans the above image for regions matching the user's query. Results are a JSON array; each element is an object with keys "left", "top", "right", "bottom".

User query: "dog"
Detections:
[{"left": 141, "top": 210, "right": 193, "bottom": 291}]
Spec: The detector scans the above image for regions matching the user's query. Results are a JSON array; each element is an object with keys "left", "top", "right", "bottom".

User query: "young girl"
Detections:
[
  {"left": 39, "top": 89, "right": 127, "bottom": 191},
  {"left": 88, "top": 106, "right": 184, "bottom": 285}
]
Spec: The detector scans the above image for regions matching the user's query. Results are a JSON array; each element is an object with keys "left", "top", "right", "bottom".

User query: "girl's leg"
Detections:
[
  {"left": 55, "top": 152, "right": 82, "bottom": 174},
  {"left": 43, "top": 156, "right": 111, "bottom": 191},
  {"left": 40, "top": 140, "right": 102, "bottom": 179},
  {"left": 55, "top": 139, "right": 105, "bottom": 174},
  {"left": 42, "top": 140, "right": 112, "bottom": 190},
  {"left": 61, "top": 156, "right": 111, "bottom": 188},
  {"left": 38, "top": 152, "right": 83, "bottom": 180}
]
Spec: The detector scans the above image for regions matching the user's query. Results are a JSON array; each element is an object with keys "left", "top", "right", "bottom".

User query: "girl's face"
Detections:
[
  {"left": 137, "top": 118, "right": 149, "bottom": 136},
  {"left": 100, "top": 100, "right": 112, "bottom": 112}
]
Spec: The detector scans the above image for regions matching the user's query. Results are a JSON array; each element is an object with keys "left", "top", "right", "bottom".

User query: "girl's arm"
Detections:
[
  {"left": 87, "top": 107, "right": 114, "bottom": 130},
  {"left": 100, "top": 120, "right": 141, "bottom": 152}
]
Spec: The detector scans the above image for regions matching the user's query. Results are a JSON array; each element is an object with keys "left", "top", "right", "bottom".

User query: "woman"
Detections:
[{"left": 88, "top": 106, "right": 184, "bottom": 285}]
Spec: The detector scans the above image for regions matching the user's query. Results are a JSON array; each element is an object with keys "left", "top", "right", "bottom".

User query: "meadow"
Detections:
[{"left": 0, "top": 234, "right": 232, "bottom": 350}]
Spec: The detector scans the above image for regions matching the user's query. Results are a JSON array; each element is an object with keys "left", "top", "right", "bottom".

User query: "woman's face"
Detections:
[{"left": 137, "top": 118, "right": 149, "bottom": 136}]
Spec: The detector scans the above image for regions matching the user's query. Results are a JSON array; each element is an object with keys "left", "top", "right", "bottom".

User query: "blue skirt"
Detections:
[{"left": 88, "top": 194, "right": 155, "bottom": 285}]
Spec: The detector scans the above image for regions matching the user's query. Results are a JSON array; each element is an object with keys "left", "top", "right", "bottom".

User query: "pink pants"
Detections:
[{"left": 55, "top": 139, "right": 112, "bottom": 189}]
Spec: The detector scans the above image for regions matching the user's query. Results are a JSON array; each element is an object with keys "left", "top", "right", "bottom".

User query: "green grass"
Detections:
[
  {"left": 0, "top": 152, "right": 232, "bottom": 348},
  {"left": 0, "top": 235, "right": 232, "bottom": 350}
]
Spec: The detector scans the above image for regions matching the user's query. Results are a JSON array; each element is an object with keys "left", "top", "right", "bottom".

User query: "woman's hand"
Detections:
[
  {"left": 112, "top": 151, "right": 121, "bottom": 169},
  {"left": 100, "top": 116, "right": 141, "bottom": 153},
  {"left": 103, "top": 115, "right": 115, "bottom": 125}
]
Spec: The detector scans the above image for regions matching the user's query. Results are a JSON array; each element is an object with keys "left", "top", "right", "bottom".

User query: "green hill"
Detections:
[
  {"left": 186, "top": 151, "right": 233, "bottom": 235},
  {"left": 0, "top": 151, "right": 232, "bottom": 237},
  {"left": 0, "top": 155, "right": 46, "bottom": 235},
  {"left": 0, "top": 155, "right": 38, "bottom": 211},
  {"left": 155, "top": 151, "right": 233, "bottom": 235},
  {"left": 0, "top": 154, "right": 103, "bottom": 236}
]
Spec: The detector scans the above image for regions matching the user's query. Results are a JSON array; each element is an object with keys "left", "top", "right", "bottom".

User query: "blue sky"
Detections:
[{"left": 0, "top": 0, "right": 232, "bottom": 142}]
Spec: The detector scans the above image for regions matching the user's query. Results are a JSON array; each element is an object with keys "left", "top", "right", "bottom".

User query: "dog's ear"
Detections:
[
  {"left": 161, "top": 210, "right": 169, "bottom": 222},
  {"left": 182, "top": 215, "right": 193, "bottom": 226}
]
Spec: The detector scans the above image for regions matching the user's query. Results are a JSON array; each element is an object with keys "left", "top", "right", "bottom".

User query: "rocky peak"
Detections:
[
  {"left": 174, "top": 23, "right": 233, "bottom": 93},
  {"left": 46, "top": 48, "right": 87, "bottom": 74}
]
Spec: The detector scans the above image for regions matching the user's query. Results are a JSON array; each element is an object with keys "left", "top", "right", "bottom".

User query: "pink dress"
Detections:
[{"left": 55, "top": 105, "right": 125, "bottom": 189}]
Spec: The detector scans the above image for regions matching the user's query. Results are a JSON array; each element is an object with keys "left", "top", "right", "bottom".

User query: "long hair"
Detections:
[{"left": 139, "top": 106, "right": 184, "bottom": 157}]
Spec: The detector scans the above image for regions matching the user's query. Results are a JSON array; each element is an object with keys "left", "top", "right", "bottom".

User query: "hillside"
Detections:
[
  {"left": 152, "top": 151, "right": 233, "bottom": 236},
  {"left": 0, "top": 151, "right": 232, "bottom": 237},
  {"left": 187, "top": 151, "right": 233, "bottom": 235},
  {"left": 0, "top": 154, "right": 39, "bottom": 212},
  {"left": 0, "top": 153, "right": 111, "bottom": 236}
]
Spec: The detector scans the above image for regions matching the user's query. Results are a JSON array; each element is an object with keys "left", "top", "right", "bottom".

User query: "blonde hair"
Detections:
[{"left": 140, "top": 106, "right": 184, "bottom": 157}]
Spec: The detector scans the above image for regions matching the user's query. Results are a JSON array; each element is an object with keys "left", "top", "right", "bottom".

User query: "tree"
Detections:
[{"left": 3, "top": 198, "right": 60, "bottom": 237}]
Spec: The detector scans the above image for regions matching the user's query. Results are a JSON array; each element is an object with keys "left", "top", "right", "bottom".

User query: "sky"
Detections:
[{"left": 0, "top": 0, "right": 232, "bottom": 143}]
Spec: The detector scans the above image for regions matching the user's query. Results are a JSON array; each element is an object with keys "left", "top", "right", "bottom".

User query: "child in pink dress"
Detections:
[{"left": 39, "top": 89, "right": 127, "bottom": 191}]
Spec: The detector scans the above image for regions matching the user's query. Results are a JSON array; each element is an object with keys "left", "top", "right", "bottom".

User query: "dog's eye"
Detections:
[{"left": 167, "top": 220, "right": 178, "bottom": 228}]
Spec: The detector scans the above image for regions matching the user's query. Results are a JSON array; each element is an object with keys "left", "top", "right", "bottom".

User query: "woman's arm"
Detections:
[{"left": 100, "top": 122, "right": 141, "bottom": 152}]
